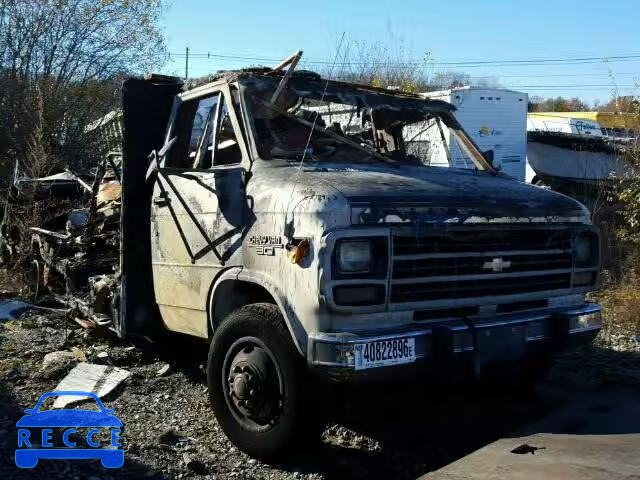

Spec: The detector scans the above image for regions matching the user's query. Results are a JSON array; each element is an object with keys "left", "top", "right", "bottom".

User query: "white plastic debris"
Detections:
[{"left": 52, "top": 362, "right": 130, "bottom": 408}]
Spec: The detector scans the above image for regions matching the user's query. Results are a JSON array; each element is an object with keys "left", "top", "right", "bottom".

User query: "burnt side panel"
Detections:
[{"left": 121, "top": 77, "right": 182, "bottom": 335}]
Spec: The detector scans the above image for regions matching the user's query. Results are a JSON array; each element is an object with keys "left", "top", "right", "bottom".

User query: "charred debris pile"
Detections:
[{"left": 0, "top": 151, "right": 122, "bottom": 324}]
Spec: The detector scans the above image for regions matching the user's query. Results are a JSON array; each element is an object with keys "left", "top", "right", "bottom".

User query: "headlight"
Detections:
[
  {"left": 575, "top": 232, "right": 599, "bottom": 267},
  {"left": 337, "top": 239, "right": 372, "bottom": 273}
]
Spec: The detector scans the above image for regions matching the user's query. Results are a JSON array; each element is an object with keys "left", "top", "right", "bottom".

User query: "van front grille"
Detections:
[{"left": 390, "top": 227, "right": 574, "bottom": 304}]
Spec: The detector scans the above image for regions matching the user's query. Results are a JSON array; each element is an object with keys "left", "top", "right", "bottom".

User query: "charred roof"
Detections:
[{"left": 181, "top": 68, "right": 456, "bottom": 114}]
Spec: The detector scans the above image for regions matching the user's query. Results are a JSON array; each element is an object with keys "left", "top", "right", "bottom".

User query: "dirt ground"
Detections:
[{"left": 0, "top": 302, "right": 639, "bottom": 480}]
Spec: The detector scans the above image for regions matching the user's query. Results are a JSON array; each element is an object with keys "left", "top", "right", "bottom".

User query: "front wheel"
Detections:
[{"left": 207, "top": 303, "right": 319, "bottom": 460}]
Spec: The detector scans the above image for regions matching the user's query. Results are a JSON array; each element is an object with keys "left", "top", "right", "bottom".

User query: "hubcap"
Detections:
[{"left": 223, "top": 337, "right": 284, "bottom": 430}]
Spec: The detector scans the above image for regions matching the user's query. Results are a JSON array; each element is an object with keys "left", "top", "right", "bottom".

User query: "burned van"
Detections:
[{"left": 119, "top": 66, "right": 601, "bottom": 459}]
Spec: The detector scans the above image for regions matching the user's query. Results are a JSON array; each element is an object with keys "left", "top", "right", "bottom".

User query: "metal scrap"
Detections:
[
  {"left": 0, "top": 148, "right": 123, "bottom": 327},
  {"left": 52, "top": 362, "right": 130, "bottom": 408}
]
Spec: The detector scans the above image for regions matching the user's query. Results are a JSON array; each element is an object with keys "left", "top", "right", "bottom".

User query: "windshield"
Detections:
[{"left": 240, "top": 75, "right": 493, "bottom": 171}]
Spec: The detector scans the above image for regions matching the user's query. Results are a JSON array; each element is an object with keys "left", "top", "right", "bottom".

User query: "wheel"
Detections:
[{"left": 207, "top": 303, "right": 320, "bottom": 460}]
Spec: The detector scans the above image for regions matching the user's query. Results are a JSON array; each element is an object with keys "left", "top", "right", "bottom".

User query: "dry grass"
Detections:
[
  {"left": 597, "top": 280, "right": 640, "bottom": 336},
  {"left": 0, "top": 268, "right": 24, "bottom": 295},
  {"left": 593, "top": 271, "right": 640, "bottom": 355}
]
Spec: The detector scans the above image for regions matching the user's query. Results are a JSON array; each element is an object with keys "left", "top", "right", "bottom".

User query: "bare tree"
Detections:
[
  {"left": 430, "top": 71, "right": 472, "bottom": 90},
  {"left": 321, "top": 37, "right": 433, "bottom": 92},
  {"left": 317, "top": 37, "right": 481, "bottom": 96},
  {"left": 0, "top": 0, "right": 168, "bottom": 178}
]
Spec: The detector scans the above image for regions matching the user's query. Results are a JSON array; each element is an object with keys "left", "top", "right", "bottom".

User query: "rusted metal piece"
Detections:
[
  {"left": 435, "top": 116, "right": 453, "bottom": 167},
  {"left": 73, "top": 316, "right": 97, "bottom": 330},
  {"left": 269, "top": 50, "right": 303, "bottom": 105}
]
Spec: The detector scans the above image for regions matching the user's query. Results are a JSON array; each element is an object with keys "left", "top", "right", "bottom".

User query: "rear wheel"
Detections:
[{"left": 207, "top": 303, "right": 321, "bottom": 460}]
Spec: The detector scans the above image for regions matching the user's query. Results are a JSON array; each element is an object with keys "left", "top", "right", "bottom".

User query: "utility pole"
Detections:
[{"left": 185, "top": 46, "right": 189, "bottom": 80}]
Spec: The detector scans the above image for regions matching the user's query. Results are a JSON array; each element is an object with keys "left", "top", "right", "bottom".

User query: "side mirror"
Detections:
[{"left": 24, "top": 408, "right": 35, "bottom": 414}]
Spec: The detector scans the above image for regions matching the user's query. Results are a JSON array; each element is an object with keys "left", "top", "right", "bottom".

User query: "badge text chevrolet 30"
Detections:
[{"left": 116, "top": 54, "right": 602, "bottom": 459}]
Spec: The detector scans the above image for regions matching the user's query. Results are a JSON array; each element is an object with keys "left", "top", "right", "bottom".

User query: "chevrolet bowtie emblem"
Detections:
[{"left": 483, "top": 257, "right": 512, "bottom": 272}]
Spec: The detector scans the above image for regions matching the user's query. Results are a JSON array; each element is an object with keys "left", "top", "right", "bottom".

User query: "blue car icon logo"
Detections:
[{"left": 15, "top": 391, "right": 124, "bottom": 468}]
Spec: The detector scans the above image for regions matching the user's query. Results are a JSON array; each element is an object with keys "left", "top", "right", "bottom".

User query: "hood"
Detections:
[{"left": 292, "top": 163, "right": 589, "bottom": 224}]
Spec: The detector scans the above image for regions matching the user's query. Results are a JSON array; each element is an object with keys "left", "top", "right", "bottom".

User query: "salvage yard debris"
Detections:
[
  {"left": 0, "top": 148, "right": 123, "bottom": 326},
  {"left": 52, "top": 362, "right": 130, "bottom": 408}
]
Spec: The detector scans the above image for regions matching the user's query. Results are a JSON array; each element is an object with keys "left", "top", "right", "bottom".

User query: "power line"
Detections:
[
  {"left": 471, "top": 72, "right": 639, "bottom": 79},
  {"left": 164, "top": 50, "right": 640, "bottom": 68},
  {"left": 500, "top": 84, "right": 636, "bottom": 88}
]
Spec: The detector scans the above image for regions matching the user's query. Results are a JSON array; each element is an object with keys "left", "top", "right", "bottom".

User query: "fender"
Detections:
[
  {"left": 206, "top": 266, "right": 242, "bottom": 333},
  {"left": 208, "top": 267, "right": 308, "bottom": 356}
]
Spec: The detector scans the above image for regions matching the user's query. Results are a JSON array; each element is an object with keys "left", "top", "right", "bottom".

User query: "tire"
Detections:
[{"left": 207, "top": 303, "right": 320, "bottom": 460}]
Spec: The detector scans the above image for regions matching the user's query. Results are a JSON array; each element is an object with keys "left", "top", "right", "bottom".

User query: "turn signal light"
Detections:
[{"left": 287, "top": 239, "right": 309, "bottom": 264}]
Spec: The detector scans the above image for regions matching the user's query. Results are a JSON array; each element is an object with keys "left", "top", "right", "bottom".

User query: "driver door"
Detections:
[{"left": 150, "top": 84, "right": 249, "bottom": 337}]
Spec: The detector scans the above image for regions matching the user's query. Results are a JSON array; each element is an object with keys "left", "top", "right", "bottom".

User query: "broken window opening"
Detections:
[
  {"left": 213, "top": 95, "right": 243, "bottom": 167},
  {"left": 247, "top": 93, "right": 397, "bottom": 166},
  {"left": 165, "top": 90, "right": 244, "bottom": 170},
  {"left": 193, "top": 92, "right": 244, "bottom": 169},
  {"left": 240, "top": 76, "right": 493, "bottom": 172},
  {"left": 167, "top": 94, "right": 219, "bottom": 169}
]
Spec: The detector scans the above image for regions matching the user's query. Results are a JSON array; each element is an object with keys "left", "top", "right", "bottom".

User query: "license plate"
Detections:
[{"left": 354, "top": 338, "right": 416, "bottom": 370}]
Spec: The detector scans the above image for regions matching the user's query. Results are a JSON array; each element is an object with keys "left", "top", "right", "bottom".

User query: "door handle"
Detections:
[{"left": 153, "top": 196, "right": 170, "bottom": 207}]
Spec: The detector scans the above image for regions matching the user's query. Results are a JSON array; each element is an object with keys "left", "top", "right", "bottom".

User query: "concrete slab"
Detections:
[
  {"left": 422, "top": 388, "right": 640, "bottom": 480},
  {"left": 423, "top": 433, "right": 640, "bottom": 480}
]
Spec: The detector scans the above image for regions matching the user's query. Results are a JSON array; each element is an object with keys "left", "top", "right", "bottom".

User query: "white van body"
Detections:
[{"left": 419, "top": 87, "right": 529, "bottom": 181}]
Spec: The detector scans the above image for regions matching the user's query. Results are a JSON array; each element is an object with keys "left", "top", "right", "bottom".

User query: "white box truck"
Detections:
[{"left": 417, "top": 87, "right": 529, "bottom": 181}]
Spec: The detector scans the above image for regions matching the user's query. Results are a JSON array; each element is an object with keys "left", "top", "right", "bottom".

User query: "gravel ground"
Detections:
[{"left": 1, "top": 306, "right": 639, "bottom": 480}]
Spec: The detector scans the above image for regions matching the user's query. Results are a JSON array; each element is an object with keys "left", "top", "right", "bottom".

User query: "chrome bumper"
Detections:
[{"left": 307, "top": 303, "right": 601, "bottom": 369}]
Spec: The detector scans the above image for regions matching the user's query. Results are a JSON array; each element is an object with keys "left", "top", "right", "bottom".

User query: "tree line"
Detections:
[
  {"left": 529, "top": 95, "right": 640, "bottom": 113},
  {"left": 0, "top": 0, "right": 167, "bottom": 184}
]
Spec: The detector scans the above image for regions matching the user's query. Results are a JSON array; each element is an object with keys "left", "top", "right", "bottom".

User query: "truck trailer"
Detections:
[{"left": 419, "top": 87, "right": 529, "bottom": 181}]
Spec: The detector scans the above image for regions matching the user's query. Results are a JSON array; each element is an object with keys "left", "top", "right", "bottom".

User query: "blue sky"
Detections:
[{"left": 161, "top": 0, "right": 639, "bottom": 105}]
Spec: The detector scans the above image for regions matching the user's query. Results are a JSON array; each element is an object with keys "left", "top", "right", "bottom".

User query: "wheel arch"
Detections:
[{"left": 207, "top": 269, "right": 307, "bottom": 356}]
